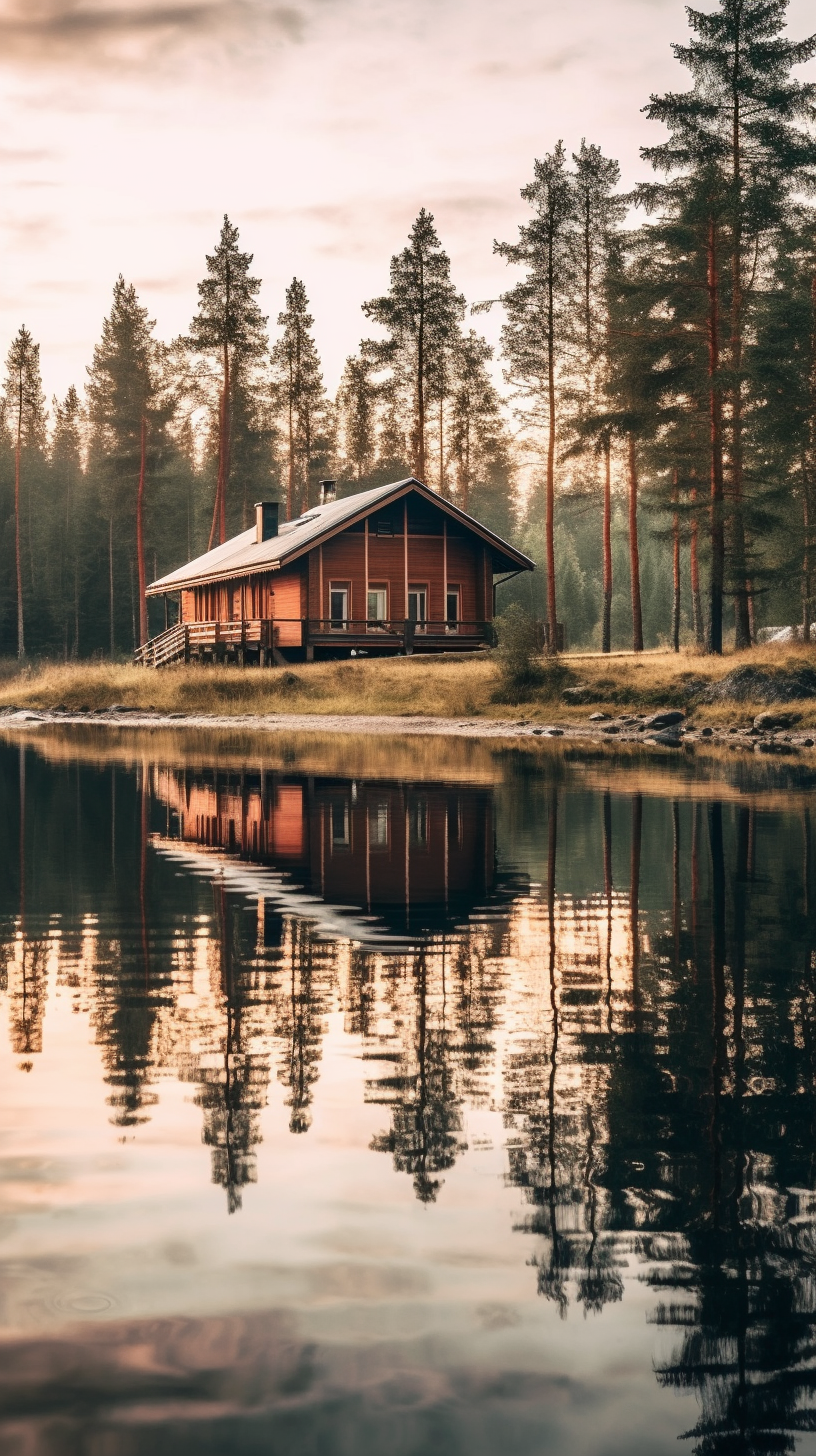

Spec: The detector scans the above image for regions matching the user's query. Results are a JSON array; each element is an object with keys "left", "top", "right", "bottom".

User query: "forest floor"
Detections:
[{"left": 2, "top": 646, "right": 816, "bottom": 742}]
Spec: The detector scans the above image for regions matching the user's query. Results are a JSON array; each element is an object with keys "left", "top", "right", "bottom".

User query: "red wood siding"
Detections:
[
  {"left": 271, "top": 570, "right": 303, "bottom": 646},
  {"left": 320, "top": 532, "right": 366, "bottom": 621},
  {"left": 178, "top": 495, "right": 499, "bottom": 633}
]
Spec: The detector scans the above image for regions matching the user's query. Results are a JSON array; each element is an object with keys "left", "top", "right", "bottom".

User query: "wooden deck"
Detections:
[{"left": 135, "top": 618, "right": 495, "bottom": 667}]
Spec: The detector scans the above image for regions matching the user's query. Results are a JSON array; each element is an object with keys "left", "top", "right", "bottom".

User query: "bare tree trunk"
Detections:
[
  {"left": 14, "top": 392, "right": 24, "bottom": 661},
  {"left": 109, "top": 516, "right": 115, "bottom": 658},
  {"left": 416, "top": 257, "right": 426, "bottom": 482},
  {"left": 602, "top": 435, "right": 612, "bottom": 654},
  {"left": 672, "top": 468, "right": 681, "bottom": 653},
  {"left": 545, "top": 234, "right": 558, "bottom": 655},
  {"left": 136, "top": 413, "right": 148, "bottom": 647},
  {"left": 707, "top": 215, "right": 725, "bottom": 655},
  {"left": 439, "top": 383, "right": 444, "bottom": 496},
  {"left": 627, "top": 433, "right": 643, "bottom": 652},
  {"left": 691, "top": 482, "right": 704, "bottom": 650}
]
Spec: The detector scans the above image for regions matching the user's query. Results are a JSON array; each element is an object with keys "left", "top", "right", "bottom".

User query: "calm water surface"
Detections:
[{"left": 1, "top": 726, "right": 816, "bottom": 1456}]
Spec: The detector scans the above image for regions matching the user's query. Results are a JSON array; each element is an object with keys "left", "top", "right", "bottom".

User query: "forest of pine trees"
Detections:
[{"left": 1, "top": 0, "right": 815, "bottom": 660}]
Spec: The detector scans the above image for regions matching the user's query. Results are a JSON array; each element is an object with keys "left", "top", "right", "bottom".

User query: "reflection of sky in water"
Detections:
[{"left": 1, "top": 730, "right": 816, "bottom": 1454}]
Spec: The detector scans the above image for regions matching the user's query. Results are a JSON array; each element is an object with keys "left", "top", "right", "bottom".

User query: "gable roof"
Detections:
[{"left": 146, "top": 477, "right": 534, "bottom": 595}]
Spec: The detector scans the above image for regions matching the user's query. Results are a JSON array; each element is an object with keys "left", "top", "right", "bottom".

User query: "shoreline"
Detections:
[{"left": 1, "top": 704, "right": 813, "bottom": 754}]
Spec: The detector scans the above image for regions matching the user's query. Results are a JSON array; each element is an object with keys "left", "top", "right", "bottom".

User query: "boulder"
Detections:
[
  {"left": 701, "top": 665, "right": 816, "bottom": 705},
  {"left": 649, "top": 726, "right": 683, "bottom": 747},
  {"left": 589, "top": 712, "right": 609, "bottom": 722},
  {"left": 644, "top": 710, "right": 685, "bottom": 730},
  {"left": 753, "top": 710, "right": 799, "bottom": 732},
  {"left": 562, "top": 685, "right": 592, "bottom": 704}
]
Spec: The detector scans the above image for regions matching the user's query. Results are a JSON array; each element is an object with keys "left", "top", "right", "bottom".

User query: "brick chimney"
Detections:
[{"left": 255, "top": 502, "right": 279, "bottom": 542}]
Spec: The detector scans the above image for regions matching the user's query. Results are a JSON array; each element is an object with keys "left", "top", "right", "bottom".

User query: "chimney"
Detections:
[
  {"left": 255, "top": 501, "right": 279, "bottom": 543},
  {"left": 320, "top": 479, "right": 337, "bottom": 506}
]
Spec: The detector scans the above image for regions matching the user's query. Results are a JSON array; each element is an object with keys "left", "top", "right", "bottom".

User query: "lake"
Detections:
[{"left": 1, "top": 724, "right": 815, "bottom": 1456}]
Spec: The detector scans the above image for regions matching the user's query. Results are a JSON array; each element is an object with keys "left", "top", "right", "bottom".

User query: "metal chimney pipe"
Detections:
[
  {"left": 320, "top": 479, "right": 337, "bottom": 505},
  {"left": 255, "top": 502, "right": 279, "bottom": 542}
]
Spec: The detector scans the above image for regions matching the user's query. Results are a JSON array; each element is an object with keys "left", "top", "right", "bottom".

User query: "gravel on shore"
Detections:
[{"left": 1, "top": 704, "right": 814, "bottom": 753}]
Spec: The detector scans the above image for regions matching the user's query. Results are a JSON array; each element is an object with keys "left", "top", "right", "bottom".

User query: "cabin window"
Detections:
[
  {"left": 446, "top": 586, "right": 460, "bottom": 631},
  {"left": 369, "top": 801, "right": 389, "bottom": 850},
  {"left": 409, "top": 798, "right": 428, "bottom": 848},
  {"left": 329, "top": 584, "right": 350, "bottom": 629},
  {"left": 367, "top": 585, "right": 387, "bottom": 626},
  {"left": 407, "top": 586, "right": 428, "bottom": 628},
  {"left": 447, "top": 795, "right": 462, "bottom": 849},
  {"left": 331, "top": 800, "right": 350, "bottom": 850}
]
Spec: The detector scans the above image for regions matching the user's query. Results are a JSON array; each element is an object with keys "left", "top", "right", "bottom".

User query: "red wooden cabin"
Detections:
[{"left": 141, "top": 477, "right": 533, "bottom": 665}]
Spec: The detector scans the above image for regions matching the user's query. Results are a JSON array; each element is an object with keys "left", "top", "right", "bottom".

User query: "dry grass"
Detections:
[{"left": 2, "top": 643, "right": 816, "bottom": 725}]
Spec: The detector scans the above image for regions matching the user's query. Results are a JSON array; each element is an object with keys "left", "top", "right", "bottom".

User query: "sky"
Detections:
[{"left": 1, "top": 0, "right": 814, "bottom": 405}]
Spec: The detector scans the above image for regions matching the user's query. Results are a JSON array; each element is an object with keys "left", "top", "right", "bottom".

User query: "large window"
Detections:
[
  {"left": 409, "top": 798, "right": 428, "bottom": 848},
  {"left": 367, "top": 586, "right": 388, "bottom": 627},
  {"left": 407, "top": 586, "right": 427, "bottom": 629},
  {"left": 329, "top": 584, "right": 349, "bottom": 630},
  {"left": 331, "top": 800, "right": 350, "bottom": 849}
]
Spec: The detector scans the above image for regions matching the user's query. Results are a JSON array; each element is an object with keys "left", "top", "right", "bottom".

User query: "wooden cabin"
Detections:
[{"left": 141, "top": 477, "right": 534, "bottom": 665}]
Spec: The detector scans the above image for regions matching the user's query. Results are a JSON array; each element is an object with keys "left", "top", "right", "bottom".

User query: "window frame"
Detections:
[
  {"left": 445, "top": 584, "right": 460, "bottom": 633},
  {"left": 329, "top": 582, "right": 350, "bottom": 631},
  {"left": 366, "top": 583, "right": 388, "bottom": 629}
]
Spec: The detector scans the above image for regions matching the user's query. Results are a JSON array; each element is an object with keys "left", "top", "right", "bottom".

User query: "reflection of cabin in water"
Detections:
[
  {"left": 140, "top": 477, "right": 533, "bottom": 665},
  {"left": 155, "top": 768, "right": 497, "bottom": 935}
]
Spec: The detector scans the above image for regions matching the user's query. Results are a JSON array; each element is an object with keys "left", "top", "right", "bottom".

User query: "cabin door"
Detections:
[
  {"left": 230, "top": 584, "right": 242, "bottom": 621},
  {"left": 407, "top": 587, "right": 427, "bottom": 632}
]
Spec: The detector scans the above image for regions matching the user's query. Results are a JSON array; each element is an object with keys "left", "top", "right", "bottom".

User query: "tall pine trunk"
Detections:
[
  {"left": 672, "top": 468, "right": 681, "bottom": 653},
  {"left": 690, "top": 481, "right": 704, "bottom": 649},
  {"left": 416, "top": 258, "right": 426, "bottom": 482},
  {"left": 545, "top": 232, "right": 558, "bottom": 654},
  {"left": 627, "top": 433, "right": 643, "bottom": 653},
  {"left": 730, "top": 70, "right": 751, "bottom": 651},
  {"left": 706, "top": 216, "right": 725, "bottom": 655},
  {"left": 136, "top": 413, "right": 148, "bottom": 648},
  {"left": 109, "top": 516, "right": 115, "bottom": 657},
  {"left": 602, "top": 435, "right": 612, "bottom": 653},
  {"left": 14, "top": 382, "right": 24, "bottom": 661}
]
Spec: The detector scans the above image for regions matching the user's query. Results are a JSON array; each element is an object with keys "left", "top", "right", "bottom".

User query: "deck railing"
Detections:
[{"left": 135, "top": 616, "right": 494, "bottom": 665}]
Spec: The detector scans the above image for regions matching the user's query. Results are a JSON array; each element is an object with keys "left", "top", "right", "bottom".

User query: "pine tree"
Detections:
[
  {"left": 644, "top": 0, "right": 816, "bottom": 650},
  {"left": 362, "top": 210, "right": 464, "bottom": 485},
  {"left": 448, "top": 330, "right": 507, "bottom": 516},
  {"left": 189, "top": 216, "right": 268, "bottom": 547},
  {"left": 50, "top": 386, "right": 85, "bottom": 658},
  {"left": 571, "top": 140, "right": 626, "bottom": 652},
  {"left": 87, "top": 277, "right": 161, "bottom": 650},
  {"left": 270, "top": 279, "right": 329, "bottom": 517},
  {"left": 494, "top": 144, "right": 577, "bottom": 652},
  {"left": 2, "top": 327, "right": 46, "bottom": 660},
  {"left": 336, "top": 353, "right": 377, "bottom": 483},
  {"left": 750, "top": 216, "right": 816, "bottom": 637}
]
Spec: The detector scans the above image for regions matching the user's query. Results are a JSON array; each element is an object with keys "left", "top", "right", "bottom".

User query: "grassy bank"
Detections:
[{"left": 2, "top": 645, "right": 816, "bottom": 725}]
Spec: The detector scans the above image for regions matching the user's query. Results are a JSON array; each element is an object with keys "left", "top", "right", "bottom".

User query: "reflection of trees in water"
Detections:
[
  {"left": 370, "top": 949, "right": 466, "bottom": 1203},
  {"left": 7, "top": 744, "right": 816, "bottom": 1448},
  {"left": 272, "top": 919, "right": 330, "bottom": 1136},
  {"left": 193, "top": 882, "right": 271, "bottom": 1213}
]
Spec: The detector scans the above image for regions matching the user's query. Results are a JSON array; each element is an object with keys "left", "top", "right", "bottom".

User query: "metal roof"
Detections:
[{"left": 146, "top": 476, "right": 534, "bottom": 595}]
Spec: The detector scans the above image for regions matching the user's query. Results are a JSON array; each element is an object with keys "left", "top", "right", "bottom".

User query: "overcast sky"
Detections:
[{"left": 1, "top": 0, "right": 814, "bottom": 404}]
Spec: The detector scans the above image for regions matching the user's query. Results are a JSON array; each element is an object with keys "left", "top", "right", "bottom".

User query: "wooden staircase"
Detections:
[{"left": 134, "top": 623, "right": 188, "bottom": 667}]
